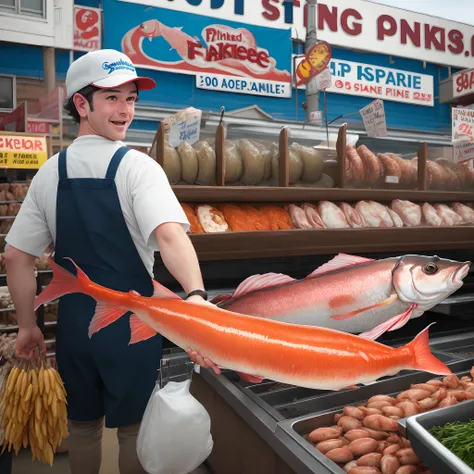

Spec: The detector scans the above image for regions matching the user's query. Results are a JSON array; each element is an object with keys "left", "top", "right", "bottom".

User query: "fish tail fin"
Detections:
[
  {"left": 407, "top": 323, "right": 452, "bottom": 376},
  {"left": 34, "top": 257, "right": 89, "bottom": 310}
]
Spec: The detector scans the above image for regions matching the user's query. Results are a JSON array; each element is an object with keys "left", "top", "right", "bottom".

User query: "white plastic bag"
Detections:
[{"left": 137, "top": 378, "right": 213, "bottom": 474}]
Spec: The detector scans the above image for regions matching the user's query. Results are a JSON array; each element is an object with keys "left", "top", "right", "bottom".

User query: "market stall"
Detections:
[
  {"left": 2, "top": 109, "right": 474, "bottom": 474},
  {"left": 141, "top": 108, "right": 474, "bottom": 474}
]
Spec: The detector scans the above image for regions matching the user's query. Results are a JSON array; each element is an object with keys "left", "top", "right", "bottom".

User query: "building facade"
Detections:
[{"left": 0, "top": 0, "right": 472, "bottom": 151}]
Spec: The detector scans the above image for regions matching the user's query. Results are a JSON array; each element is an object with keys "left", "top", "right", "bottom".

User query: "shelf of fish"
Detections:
[
  {"left": 152, "top": 116, "right": 474, "bottom": 195},
  {"left": 173, "top": 200, "right": 474, "bottom": 261}
]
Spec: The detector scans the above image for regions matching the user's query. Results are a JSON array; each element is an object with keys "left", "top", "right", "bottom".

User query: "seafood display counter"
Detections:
[{"left": 188, "top": 331, "right": 474, "bottom": 474}]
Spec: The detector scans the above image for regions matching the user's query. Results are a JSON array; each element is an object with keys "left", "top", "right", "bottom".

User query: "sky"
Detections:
[{"left": 368, "top": 0, "right": 474, "bottom": 25}]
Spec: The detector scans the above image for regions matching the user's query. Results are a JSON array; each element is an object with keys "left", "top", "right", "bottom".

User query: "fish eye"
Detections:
[
  {"left": 423, "top": 263, "right": 439, "bottom": 275},
  {"left": 140, "top": 23, "right": 147, "bottom": 30}
]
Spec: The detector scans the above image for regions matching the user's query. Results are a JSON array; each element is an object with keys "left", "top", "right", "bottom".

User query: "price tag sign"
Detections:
[
  {"left": 453, "top": 138, "right": 474, "bottom": 164},
  {"left": 452, "top": 107, "right": 474, "bottom": 144},
  {"left": 316, "top": 68, "right": 332, "bottom": 91},
  {"left": 163, "top": 107, "right": 202, "bottom": 147},
  {"left": 360, "top": 99, "right": 387, "bottom": 138},
  {"left": 169, "top": 117, "right": 201, "bottom": 147},
  {"left": 309, "top": 111, "right": 322, "bottom": 125}
]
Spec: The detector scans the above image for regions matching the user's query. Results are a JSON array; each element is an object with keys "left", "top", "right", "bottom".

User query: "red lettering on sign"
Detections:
[
  {"left": 318, "top": 4, "right": 338, "bottom": 32},
  {"left": 400, "top": 20, "right": 421, "bottom": 47},
  {"left": 188, "top": 42, "right": 205, "bottom": 59},
  {"left": 262, "top": 0, "right": 279, "bottom": 21},
  {"left": 448, "top": 30, "right": 464, "bottom": 54},
  {"left": 377, "top": 15, "right": 397, "bottom": 40},
  {"left": 456, "top": 71, "right": 474, "bottom": 94},
  {"left": 425, "top": 25, "right": 446, "bottom": 51},
  {"left": 0, "top": 137, "right": 45, "bottom": 152},
  {"left": 188, "top": 40, "right": 270, "bottom": 68},
  {"left": 341, "top": 9, "right": 362, "bottom": 36}
]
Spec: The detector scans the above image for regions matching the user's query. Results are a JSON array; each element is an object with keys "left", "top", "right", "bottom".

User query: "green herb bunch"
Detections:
[{"left": 429, "top": 418, "right": 474, "bottom": 469}]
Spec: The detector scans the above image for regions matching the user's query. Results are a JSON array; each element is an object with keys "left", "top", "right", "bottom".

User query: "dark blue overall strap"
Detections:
[
  {"left": 105, "top": 146, "right": 131, "bottom": 180},
  {"left": 58, "top": 149, "right": 68, "bottom": 180}
]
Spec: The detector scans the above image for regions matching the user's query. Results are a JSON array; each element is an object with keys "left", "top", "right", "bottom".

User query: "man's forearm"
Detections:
[
  {"left": 5, "top": 246, "right": 38, "bottom": 329},
  {"left": 156, "top": 226, "right": 205, "bottom": 294}
]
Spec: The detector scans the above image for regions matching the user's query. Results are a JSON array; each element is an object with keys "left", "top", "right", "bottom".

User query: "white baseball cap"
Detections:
[{"left": 66, "top": 49, "right": 156, "bottom": 98}]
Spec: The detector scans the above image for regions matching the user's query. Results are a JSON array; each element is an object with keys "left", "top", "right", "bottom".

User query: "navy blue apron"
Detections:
[{"left": 54, "top": 146, "right": 163, "bottom": 429}]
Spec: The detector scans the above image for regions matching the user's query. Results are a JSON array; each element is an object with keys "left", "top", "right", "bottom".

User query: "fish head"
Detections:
[
  {"left": 392, "top": 255, "right": 471, "bottom": 310},
  {"left": 138, "top": 20, "right": 162, "bottom": 40}
]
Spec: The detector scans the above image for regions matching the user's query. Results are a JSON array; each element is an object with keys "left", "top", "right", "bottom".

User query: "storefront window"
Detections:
[
  {"left": 0, "top": 0, "right": 15, "bottom": 12},
  {"left": 0, "top": 0, "right": 45, "bottom": 17},
  {"left": 0, "top": 76, "right": 15, "bottom": 111}
]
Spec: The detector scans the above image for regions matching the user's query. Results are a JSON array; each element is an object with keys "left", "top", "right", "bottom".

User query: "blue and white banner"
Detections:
[{"left": 294, "top": 57, "right": 434, "bottom": 107}]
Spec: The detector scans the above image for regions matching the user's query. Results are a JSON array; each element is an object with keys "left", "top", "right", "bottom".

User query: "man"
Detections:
[{"left": 5, "top": 49, "right": 217, "bottom": 474}]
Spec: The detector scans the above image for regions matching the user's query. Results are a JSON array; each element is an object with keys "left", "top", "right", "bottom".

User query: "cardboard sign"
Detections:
[
  {"left": 360, "top": 99, "right": 387, "bottom": 138},
  {"left": 0, "top": 135, "right": 48, "bottom": 169}
]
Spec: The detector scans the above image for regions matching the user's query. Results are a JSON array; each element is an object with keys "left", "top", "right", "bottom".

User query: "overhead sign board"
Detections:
[{"left": 117, "top": 0, "right": 474, "bottom": 68}]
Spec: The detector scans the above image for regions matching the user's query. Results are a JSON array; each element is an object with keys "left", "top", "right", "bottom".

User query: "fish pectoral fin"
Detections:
[
  {"left": 388, "top": 304, "right": 418, "bottom": 331},
  {"left": 357, "top": 304, "right": 417, "bottom": 341},
  {"left": 307, "top": 253, "right": 375, "bottom": 278},
  {"left": 231, "top": 273, "right": 296, "bottom": 298},
  {"left": 330, "top": 294, "right": 399, "bottom": 321},
  {"left": 152, "top": 280, "right": 182, "bottom": 300},
  {"left": 129, "top": 314, "right": 159, "bottom": 345},
  {"left": 88, "top": 301, "right": 128, "bottom": 338},
  {"left": 236, "top": 372, "right": 265, "bottom": 384}
]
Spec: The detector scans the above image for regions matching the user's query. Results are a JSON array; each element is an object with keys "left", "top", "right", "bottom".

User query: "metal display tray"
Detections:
[
  {"left": 430, "top": 333, "right": 474, "bottom": 359},
  {"left": 431, "top": 294, "right": 474, "bottom": 319},
  {"left": 404, "top": 400, "right": 474, "bottom": 474},
  {"left": 238, "top": 350, "right": 466, "bottom": 422},
  {"left": 275, "top": 360, "right": 474, "bottom": 474}
]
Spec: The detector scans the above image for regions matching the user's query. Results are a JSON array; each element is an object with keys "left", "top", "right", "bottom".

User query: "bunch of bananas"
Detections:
[{"left": 0, "top": 360, "right": 68, "bottom": 465}]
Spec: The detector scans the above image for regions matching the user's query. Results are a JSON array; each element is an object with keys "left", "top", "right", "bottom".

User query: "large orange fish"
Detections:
[{"left": 35, "top": 258, "right": 452, "bottom": 390}]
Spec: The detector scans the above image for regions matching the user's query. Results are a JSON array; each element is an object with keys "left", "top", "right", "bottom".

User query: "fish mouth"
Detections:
[{"left": 453, "top": 262, "right": 471, "bottom": 286}]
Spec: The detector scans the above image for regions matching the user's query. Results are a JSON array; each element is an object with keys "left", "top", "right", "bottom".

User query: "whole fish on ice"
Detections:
[
  {"left": 34, "top": 257, "right": 451, "bottom": 390},
  {"left": 212, "top": 254, "right": 471, "bottom": 341}
]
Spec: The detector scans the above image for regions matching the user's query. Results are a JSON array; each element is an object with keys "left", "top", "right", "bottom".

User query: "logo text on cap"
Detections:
[{"left": 102, "top": 59, "right": 136, "bottom": 75}]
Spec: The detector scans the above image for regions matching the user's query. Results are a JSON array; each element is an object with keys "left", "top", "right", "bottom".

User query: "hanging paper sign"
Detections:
[
  {"left": 295, "top": 42, "right": 332, "bottom": 87},
  {"left": 316, "top": 68, "right": 333, "bottom": 91},
  {"left": 164, "top": 107, "right": 202, "bottom": 147},
  {"left": 360, "top": 99, "right": 388, "bottom": 138},
  {"left": 452, "top": 107, "right": 474, "bottom": 144}
]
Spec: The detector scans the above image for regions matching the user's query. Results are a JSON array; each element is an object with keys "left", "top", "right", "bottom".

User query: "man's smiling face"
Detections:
[{"left": 74, "top": 83, "right": 138, "bottom": 141}]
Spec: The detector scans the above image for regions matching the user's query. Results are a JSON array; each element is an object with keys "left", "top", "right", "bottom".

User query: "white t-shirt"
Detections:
[{"left": 5, "top": 135, "right": 190, "bottom": 277}]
